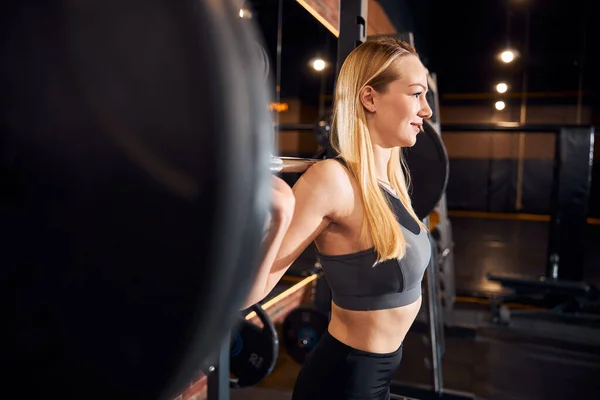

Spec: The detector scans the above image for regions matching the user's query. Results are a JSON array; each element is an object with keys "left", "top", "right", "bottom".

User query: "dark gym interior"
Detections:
[{"left": 2, "top": 1, "right": 598, "bottom": 400}]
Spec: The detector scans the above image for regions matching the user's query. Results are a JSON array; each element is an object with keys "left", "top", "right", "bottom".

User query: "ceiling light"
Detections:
[
  {"left": 500, "top": 50, "right": 514, "bottom": 63},
  {"left": 312, "top": 59, "right": 326, "bottom": 71}
]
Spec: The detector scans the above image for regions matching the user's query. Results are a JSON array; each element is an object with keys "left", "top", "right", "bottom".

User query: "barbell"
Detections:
[
  {"left": 270, "top": 156, "right": 319, "bottom": 173},
  {"left": 1, "top": 1, "right": 448, "bottom": 399}
]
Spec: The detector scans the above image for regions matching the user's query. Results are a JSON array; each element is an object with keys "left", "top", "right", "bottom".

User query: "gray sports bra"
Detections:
[{"left": 315, "top": 161, "right": 431, "bottom": 311}]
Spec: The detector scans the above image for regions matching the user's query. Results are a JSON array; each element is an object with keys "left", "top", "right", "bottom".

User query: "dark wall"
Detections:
[
  {"left": 446, "top": 158, "right": 555, "bottom": 214},
  {"left": 378, "top": 0, "right": 432, "bottom": 66},
  {"left": 443, "top": 132, "right": 599, "bottom": 218}
]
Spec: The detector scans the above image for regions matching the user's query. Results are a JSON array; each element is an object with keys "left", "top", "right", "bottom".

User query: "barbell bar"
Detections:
[{"left": 270, "top": 156, "right": 320, "bottom": 173}]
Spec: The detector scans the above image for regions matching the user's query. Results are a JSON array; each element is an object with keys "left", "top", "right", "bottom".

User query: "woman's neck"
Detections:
[{"left": 371, "top": 143, "right": 393, "bottom": 183}]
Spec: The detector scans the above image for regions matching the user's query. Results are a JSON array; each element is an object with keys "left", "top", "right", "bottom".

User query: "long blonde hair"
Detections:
[{"left": 330, "top": 37, "right": 427, "bottom": 263}]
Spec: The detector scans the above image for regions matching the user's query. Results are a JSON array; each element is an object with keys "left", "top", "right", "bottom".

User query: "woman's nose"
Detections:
[{"left": 418, "top": 98, "right": 433, "bottom": 119}]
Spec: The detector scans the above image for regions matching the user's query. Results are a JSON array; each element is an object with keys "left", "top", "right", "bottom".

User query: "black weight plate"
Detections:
[
  {"left": 403, "top": 121, "right": 449, "bottom": 220},
  {"left": 282, "top": 306, "right": 329, "bottom": 364},
  {"left": 1, "top": 1, "right": 272, "bottom": 399},
  {"left": 229, "top": 317, "right": 278, "bottom": 387},
  {"left": 230, "top": 322, "right": 276, "bottom": 387}
]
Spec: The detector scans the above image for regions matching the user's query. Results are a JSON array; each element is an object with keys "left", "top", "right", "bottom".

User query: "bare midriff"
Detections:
[{"left": 327, "top": 296, "right": 422, "bottom": 354}]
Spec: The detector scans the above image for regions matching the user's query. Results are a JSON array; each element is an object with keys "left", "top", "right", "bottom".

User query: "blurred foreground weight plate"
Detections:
[{"left": 2, "top": 1, "right": 272, "bottom": 399}]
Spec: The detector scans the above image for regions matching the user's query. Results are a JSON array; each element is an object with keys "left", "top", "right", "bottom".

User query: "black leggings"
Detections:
[{"left": 292, "top": 330, "right": 403, "bottom": 400}]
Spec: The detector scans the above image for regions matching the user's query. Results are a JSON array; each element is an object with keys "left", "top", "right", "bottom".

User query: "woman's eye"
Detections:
[{"left": 413, "top": 92, "right": 422, "bottom": 98}]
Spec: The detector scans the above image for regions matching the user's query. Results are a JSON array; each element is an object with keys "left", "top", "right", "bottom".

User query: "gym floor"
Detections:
[
  {"left": 232, "top": 217, "right": 600, "bottom": 400},
  {"left": 450, "top": 216, "right": 600, "bottom": 297}
]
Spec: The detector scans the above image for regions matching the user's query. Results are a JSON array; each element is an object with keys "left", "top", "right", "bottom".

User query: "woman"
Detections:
[{"left": 245, "top": 37, "right": 433, "bottom": 400}]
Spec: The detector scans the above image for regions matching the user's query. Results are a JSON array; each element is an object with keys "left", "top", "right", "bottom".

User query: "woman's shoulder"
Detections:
[
  {"left": 295, "top": 158, "right": 356, "bottom": 207},
  {"left": 302, "top": 158, "right": 353, "bottom": 187}
]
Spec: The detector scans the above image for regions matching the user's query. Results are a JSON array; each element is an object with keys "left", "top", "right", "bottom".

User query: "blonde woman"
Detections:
[{"left": 246, "top": 37, "right": 433, "bottom": 400}]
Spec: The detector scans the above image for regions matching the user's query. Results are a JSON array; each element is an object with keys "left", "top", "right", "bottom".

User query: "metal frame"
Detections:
[
  {"left": 391, "top": 220, "right": 475, "bottom": 400},
  {"left": 441, "top": 123, "right": 599, "bottom": 132},
  {"left": 308, "top": 0, "right": 369, "bottom": 320},
  {"left": 206, "top": 334, "right": 231, "bottom": 400},
  {"left": 390, "top": 384, "right": 476, "bottom": 400},
  {"left": 336, "top": 0, "right": 367, "bottom": 74}
]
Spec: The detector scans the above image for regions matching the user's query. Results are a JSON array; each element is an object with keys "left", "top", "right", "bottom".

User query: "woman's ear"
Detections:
[{"left": 359, "top": 86, "right": 376, "bottom": 112}]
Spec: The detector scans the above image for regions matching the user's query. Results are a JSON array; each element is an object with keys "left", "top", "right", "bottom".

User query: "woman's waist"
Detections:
[{"left": 327, "top": 296, "right": 422, "bottom": 354}]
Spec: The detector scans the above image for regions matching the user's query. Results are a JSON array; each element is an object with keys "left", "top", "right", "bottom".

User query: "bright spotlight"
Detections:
[
  {"left": 496, "top": 82, "right": 508, "bottom": 93},
  {"left": 312, "top": 59, "right": 326, "bottom": 71},
  {"left": 495, "top": 101, "right": 506, "bottom": 111},
  {"left": 500, "top": 50, "right": 514, "bottom": 63}
]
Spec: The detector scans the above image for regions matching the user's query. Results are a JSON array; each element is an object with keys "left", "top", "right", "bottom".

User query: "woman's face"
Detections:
[{"left": 361, "top": 55, "right": 433, "bottom": 148}]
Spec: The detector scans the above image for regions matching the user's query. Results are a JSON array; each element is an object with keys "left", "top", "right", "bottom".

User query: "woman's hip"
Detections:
[{"left": 292, "top": 330, "right": 403, "bottom": 400}]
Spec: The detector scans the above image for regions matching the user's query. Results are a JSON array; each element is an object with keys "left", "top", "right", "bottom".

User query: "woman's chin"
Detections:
[{"left": 398, "top": 133, "right": 418, "bottom": 147}]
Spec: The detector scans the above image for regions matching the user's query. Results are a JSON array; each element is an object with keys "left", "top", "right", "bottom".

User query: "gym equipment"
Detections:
[
  {"left": 3, "top": 1, "right": 272, "bottom": 399},
  {"left": 270, "top": 156, "right": 319, "bottom": 173},
  {"left": 337, "top": 0, "right": 367, "bottom": 76},
  {"left": 419, "top": 71, "right": 456, "bottom": 331},
  {"left": 403, "top": 121, "right": 450, "bottom": 220},
  {"left": 391, "top": 222, "right": 475, "bottom": 400},
  {"left": 282, "top": 305, "right": 329, "bottom": 364},
  {"left": 207, "top": 274, "right": 319, "bottom": 400},
  {"left": 441, "top": 124, "right": 599, "bottom": 325},
  {"left": 229, "top": 304, "right": 278, "bottom": 388}
]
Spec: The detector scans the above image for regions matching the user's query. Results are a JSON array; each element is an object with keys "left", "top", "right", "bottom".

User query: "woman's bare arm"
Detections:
[
  {"left": 242, "top": 160, "right": 347, "bottom": 308},
  {"left": 242, "top": 176, "right": 295, "bottom": 308}
]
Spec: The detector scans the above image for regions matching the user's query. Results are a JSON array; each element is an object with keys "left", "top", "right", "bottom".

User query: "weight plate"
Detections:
[
  {"left": 2, "top": 1, "right": 272, "bottom": 399},
  {"left": 403, "top": 121, "right": 449, "bottom": 220},
  {"left": 282, "top": 306, "right": 329, "bottom": 364},
  {"left": 230, "top": 305, "right": 278, "bottom": 388}
]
